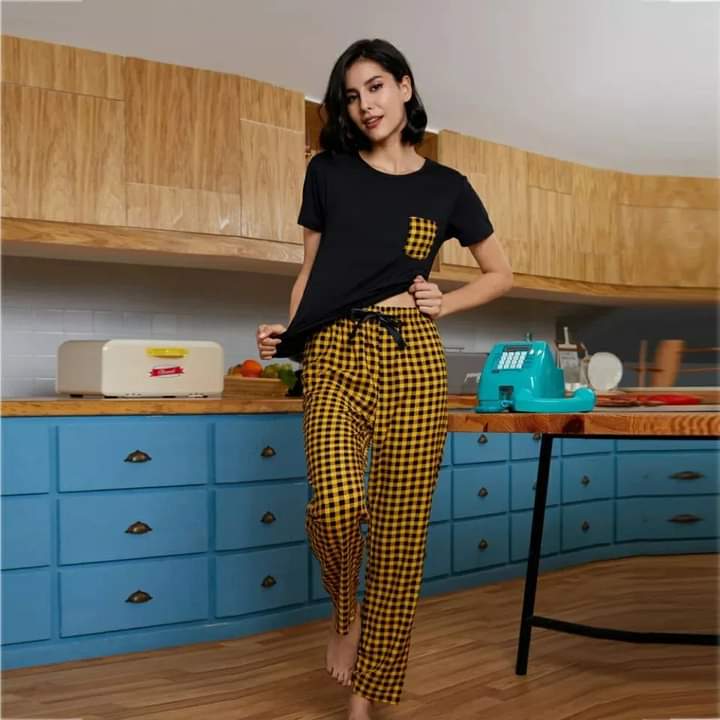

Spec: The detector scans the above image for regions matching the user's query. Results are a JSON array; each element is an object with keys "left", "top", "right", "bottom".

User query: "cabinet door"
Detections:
[{"left": 2, "top": 83, "right": 125, "bottom": 225}]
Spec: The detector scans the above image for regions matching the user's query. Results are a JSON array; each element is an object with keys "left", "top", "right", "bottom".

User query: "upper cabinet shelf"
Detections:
[{"left": 2, "top": 35, "right": 717, "bottom": 304}]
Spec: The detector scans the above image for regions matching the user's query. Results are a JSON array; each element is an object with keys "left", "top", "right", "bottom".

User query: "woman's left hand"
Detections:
[{"left": 409, "top": 275, "right": 443, "bottom": 319}]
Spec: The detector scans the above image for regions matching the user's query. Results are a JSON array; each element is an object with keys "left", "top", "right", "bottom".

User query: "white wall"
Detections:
[{"left": 1, "top": 256, "right": 566, "bottom": 398}]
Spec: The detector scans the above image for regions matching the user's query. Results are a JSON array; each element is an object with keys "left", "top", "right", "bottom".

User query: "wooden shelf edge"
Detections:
[{"left": 433, "top": 264, "right": 718, "bottom": 306}]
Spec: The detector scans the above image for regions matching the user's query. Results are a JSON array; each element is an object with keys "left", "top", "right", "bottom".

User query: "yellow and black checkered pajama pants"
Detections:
[{"left": 302, "top": 304, "right": 448, "bottom": 704}]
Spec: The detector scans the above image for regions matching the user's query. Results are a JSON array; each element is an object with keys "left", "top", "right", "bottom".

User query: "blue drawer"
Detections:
[
  {"left": 452, "top": 515, "right": 509, "bottom": 572},
  {"left": 59, "top": 489, "right": 208, "bottom": 564},
  {"left": 452, "top": 432, "right": 509, "bottom": 465},
  {"left": 562, "top": 500, "right": 613, "bottom": 551},
  {"left": 2, "top": 495, "right": 51, "bottom": 569},
  {"left": 430, "top": 468, "right": 451, "bottom": 523},
  {"left": 216, "top": 482, "right": 306, "bottom": 550},
  {"left": 510, "top": 507, "right": 561, "bottom": 562},
  {"left": 312, "top": 550, "right": 366, "bottom": 600},
  {"left": 216, "top": 545, "right": 308, "bottom": 616},
  {"left": 617, "top": 453, "right": 719, "bottom": 497},
  {"left": 562, "top": 438, "right": 613, "bottom": 456},
  {"left": 1, "top": 419, "right": 52, "bottom": 495},
  {"left": 510, "top": 433, "right": 559, "bottom": 460},
  {"left": 617, "top": 496, "right": 719, "bottom": 542},
  {"left": 452, "top": 465, "right": 509, "bottom": 519},
  {"left": 562, "top": 455, "right": 614, "bottom": 503},
  {"left": 1, "top": 569, "right": 51, "bottom": 644},
  {"left": 58, "top": 419, "right": 209, "bottom": 491},
  {"left": 510, "top": 460, "right": 561, "bottom": 510},
  {"left": 216, "top": 415, "right": 306, "bottom": 483},
  {"left": 60, "top": 556, "right": 208, "bottom": 637},
  {"left": 616, "top": 439, "right": 719, "bottom": 453},
  {"left": 424, "top": 523, "right": 451, "bottom": 579}
]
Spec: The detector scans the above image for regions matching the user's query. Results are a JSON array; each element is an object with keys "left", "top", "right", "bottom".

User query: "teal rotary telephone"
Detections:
[{"left": 476, "top": 336, "right": 596, "bottom": 413}]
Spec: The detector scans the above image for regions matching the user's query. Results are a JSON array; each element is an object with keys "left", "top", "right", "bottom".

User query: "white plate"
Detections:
[{"left": 587, "top": 352, "right": 623, "bottom": 391}]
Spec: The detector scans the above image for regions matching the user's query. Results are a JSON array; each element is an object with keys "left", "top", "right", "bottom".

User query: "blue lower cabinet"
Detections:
[
  {"left": 59, "top": 489, "right": 208, "bottom": 564},
  {"left": 1, "top": 569, "right": 51, "bottom": 644},
  {"left": 452, "top": 465, "right": 509, "bottom": 519},
  {"left": 510, "top": 460, "right": 561, "bottom": 510},
  {"left": 1, "top": 419, "right": 53, "bottom": 495},
  {"left": 216, "top": 545, "right": 308, "bottom": 617},
  {"left": 2, "top": 495, "right": 51, "bottom": 569},
  {"left": 424, "top": 523, "right": 451, "bottom": 578},
  {"left": 562, "top": 455, "right": 614, "bottom": 503},
  {"left": 510, "top": 433, "right": 559, "bottom": 460},
  {"left": 429, "top": 469, "right": 451, "bottom": 523},
  {"left": 616, "top": 439, "right": 719, "bottom": 453},
  {"left": 452, "top": 515, "right": 509, "bottom": 572},
  {"left": 60, "top": 556, "right": 209, "bottom": 637},
  {"left": 453, "top": 432, "right": 509, "bottom": 465},
  {"left": 510, "top": 507, "right": 561, "bottom": 562},
  {"left": 440, "top": 437, "right": 451, "bottom": 466},
  {"left": 215, "top": 482, "right": 307, "bottom": 550},
  {"left": 562, "top": 438, "right": 613, "bottom": 456},
  {"left": 617, "top": 496, "right": 719, "bottom": 542},
  {"left": 562, "top": 500, "right": 614, "bottom": 551},
  {"left": 215, "top": 415, "right": 306, "bottom": 483},
  {"left": 617, "top": 453, "right": 719, "bottom": 497}
]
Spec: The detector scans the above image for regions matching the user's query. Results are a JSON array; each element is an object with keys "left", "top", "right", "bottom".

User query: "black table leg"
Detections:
[{"left": 515, "top": 433, "right": 553, "bottom": 675}]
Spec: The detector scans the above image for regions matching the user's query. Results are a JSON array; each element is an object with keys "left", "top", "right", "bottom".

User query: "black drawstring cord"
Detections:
[{"left": 347, "top": 308, "right": 407, "bottom": 349}]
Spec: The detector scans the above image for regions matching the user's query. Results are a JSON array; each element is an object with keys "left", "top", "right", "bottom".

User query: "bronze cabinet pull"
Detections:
[
  {"left": 124, "top": 449, "right": 151, "bottom": 463},
  {"left": 532, "top": 432, "right": 542, "bottom": 441},
  {"left": 669, "top": 514, "right": 702, "bottom": 524},
  {"left": 126, "top": 590, "right": 152, "bottom": 603},
  {"left": 669, "top": 471, "right": 704, "bottom": 481},
  {"left": 478, "top": 539, "right": 489, "bottom": 550},
  {"left": 478, "top": 487, "right": 489, "bottom": 498},
  {"left": 261, "top": 511, "right": 276, "bottom": 524},
  {"left": 581, "top": 475, "right": 591, "bottom": 486},
  {"left": 125, "top": 521, "right": 153, "bottom": 534},
  {"left": 581, "top": 521, "right": 590, "bottom": 532},
  {"left": 260, "top": 446, "right": 276, "bottom": 458},
  {"left": 532, "top": 482, "right": 537, "bottom": 491},
  {"left": 261, "top": 575, "right": 277, "bottom": 588},
  {"left": 477, "top": 434, "right": 488, "bottom": 445}
]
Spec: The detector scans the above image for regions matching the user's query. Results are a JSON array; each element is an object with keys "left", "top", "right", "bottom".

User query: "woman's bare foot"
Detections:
[
  {"left": 348, "top": 692, "right": 373, "bottom": 719},
  {"left": 326, "top": 603, "right": 361, "bottom": 687}
]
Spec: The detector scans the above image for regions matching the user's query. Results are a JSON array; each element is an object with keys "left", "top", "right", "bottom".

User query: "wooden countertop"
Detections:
[{"left": 3, "top": 396, "right": 719, "bottom": 437}]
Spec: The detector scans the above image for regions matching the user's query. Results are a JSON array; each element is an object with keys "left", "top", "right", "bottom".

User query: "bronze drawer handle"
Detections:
[
  {"left": 532, "top": 432, "right": 542, "bottom": 441},
  {"left": 478, "top": 539, "right": 489, "bottom": 550},
  {"left": 581, "top": 475, "right": 591, "bottom": 486},
  {"left": 670, "top": 471, "right": 704, "bottom": 481},
  {"left": 261, "top": 511, "right": 276, "bottom": 524},
  {"left": 532, "top": 482, "right": 536, "bottom": 491},
  {"left": 478, "top": 487, "right": 489, "bottom": 498},
  {"left": 581, "top": 521, "right": 590, "bottom": 532},
  {"left": 477, "top": 434, "right": 488, "bottom": 445},
  {"left": 126, "top": 590, "right": 152, "bottom": 603},
  {"left": 261, "top": 575, "right": 277, "bottom": 588},
  {"left": 668, "top": 514, "right": 702, "bottom": 524},
  {"left": 125, "top": 520, "right": 153, "bottom": 534},
  {"left": 125, "top": 449, "right": 151, "bottom": 463},
  {"left": 261, "top": 446, "right": 276, "bottom": 458}
]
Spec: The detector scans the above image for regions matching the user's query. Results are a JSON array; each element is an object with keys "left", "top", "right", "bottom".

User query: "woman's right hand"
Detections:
[{"left": 256, "top": 323, "right": 287, "bottom": 360}]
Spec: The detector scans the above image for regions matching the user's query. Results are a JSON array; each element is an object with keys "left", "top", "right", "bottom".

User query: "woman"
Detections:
[{"left": 257, "top": 38, "right": 513, "bottom": 720}]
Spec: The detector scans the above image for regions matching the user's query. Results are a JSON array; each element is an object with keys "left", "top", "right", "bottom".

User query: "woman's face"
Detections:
[{"left": 344, "top": 58, "right": 412, "bottom": 144}]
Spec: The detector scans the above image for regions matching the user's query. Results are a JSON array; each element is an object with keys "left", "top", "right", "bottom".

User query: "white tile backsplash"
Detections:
[{"left": 1, "top": 256, "right": 567, "bottom": 398}]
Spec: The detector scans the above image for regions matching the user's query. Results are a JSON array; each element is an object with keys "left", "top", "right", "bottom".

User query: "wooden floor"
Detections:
[{"left": 3, "top": 554, "right": 718, "bottom": 720}]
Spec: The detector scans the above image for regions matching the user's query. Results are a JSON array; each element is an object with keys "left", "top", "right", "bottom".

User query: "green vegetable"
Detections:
[{"left": 277, "top": 366, "right": 297, "bottom": 390}]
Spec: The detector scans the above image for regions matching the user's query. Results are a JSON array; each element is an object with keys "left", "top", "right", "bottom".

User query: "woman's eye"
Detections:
[{"left": 371, "top": 84, "right": 382, "bottom": 91}]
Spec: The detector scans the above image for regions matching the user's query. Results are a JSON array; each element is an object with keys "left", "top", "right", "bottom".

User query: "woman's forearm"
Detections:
[
  {"left": 288, "top": 271, "right": 310, "bottom": 325},
  {"left": 438, "top": 271, "right": 513, "bottom": 319}
]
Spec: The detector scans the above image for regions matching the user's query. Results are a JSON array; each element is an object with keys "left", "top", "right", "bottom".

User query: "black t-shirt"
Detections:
[{"left": 275, "top": 149, "right": 494, "bottom": 360}]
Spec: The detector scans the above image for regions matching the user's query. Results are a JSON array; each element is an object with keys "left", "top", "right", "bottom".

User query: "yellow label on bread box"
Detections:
[{"left": 146, "top": 347, "right": 188, "bottom": 358}]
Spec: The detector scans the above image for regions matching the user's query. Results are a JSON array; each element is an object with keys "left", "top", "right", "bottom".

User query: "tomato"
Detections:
[{"left": 239, "top": 359, "right": 263, "bottom": 377}]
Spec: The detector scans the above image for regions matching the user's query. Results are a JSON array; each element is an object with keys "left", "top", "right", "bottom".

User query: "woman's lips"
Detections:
[{"left": 364, "top": 116, "right": 382, "bottom": 129}]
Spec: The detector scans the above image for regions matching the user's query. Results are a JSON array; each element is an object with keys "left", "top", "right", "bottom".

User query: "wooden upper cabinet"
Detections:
[
  {"left": 125, "top": 57, "right": 304, "bottom": 242},
  {"left": 438, "top": 131, "right": 530, "bottom": 273}
]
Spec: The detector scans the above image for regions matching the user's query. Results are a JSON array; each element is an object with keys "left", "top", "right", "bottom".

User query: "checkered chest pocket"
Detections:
[{"left": 403, "top": 216, "right": 438, "bottom": 260}]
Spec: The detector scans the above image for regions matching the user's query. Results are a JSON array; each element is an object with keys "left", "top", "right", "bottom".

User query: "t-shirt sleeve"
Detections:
[
  {"left": 297, "top": 154, "right": 326, "bottom": 232},
  {"left": 445, "top": 175, "right": 494, "bottom": 247}
]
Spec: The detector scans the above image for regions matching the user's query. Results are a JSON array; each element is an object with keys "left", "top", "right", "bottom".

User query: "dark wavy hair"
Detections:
[{"left": 317, "top": 38, "right": 427, "bottom": 154}]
